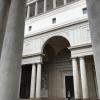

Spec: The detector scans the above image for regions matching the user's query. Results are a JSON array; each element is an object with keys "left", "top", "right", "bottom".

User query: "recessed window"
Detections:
[
  {"left": 37, "top": 0, "right": 44, "bottom": 14},
  {"left": 29, "top": 26, "right": 32, "bottom": 31},
  {"left": 26, "top": 0, "right": 80, "bottom": 19},
  {"left": 66, "top": 0, "right": 75, "bottom": 3},
  {"left": 29, "top": 3, "right": 35, "bottom": 18},
  {"left": 83, "top": 8, "right": 87, "bottom": 14},
  {"left": 56, "top": 0, "right": 64, "bottom": 7},
  {"left": 47, "top": 0, "right": 53, "bottom": 11},
  {"left": 52, "top": 18, "right": 56, "bottom": 24}
]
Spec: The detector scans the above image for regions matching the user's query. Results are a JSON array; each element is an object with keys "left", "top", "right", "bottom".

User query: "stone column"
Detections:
[
  {"left": 86, "top": 0, "right": 100, "bottom": 98},
  {"left": 0, "top": 0, "right": 10, "bottom": 57},
  {"left": 79, "top": 57, "right": 89, "bottom": 99},
  {"left": 36, "top": 63, "right": 42, "bottom": 98},
  {"left": 72, "top": 58, "right": 81, "bottom": 99},
  {"left": 0, "top": 0, "right": 26, "bottom": 100},
  {"left": 30, "top": 64, "right": 36, "bottom": 98},
  {"left": 64, "top": 0, "right": 67, "bottom": 5},
  {"left": 35, "top": 2, "right": 38, "bottom": 16},
  {"left": 53, "top": 0, "right": 56, "bottom": 9},
  {"left": 44, "top": 0, "right": 47, "bottom": 12},
  {"left": 27, "top": 5, "right": 30, "bottom": 19}
]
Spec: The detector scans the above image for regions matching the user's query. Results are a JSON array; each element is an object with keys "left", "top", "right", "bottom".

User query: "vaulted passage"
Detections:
[{"left": 41, "top": 36, "right": 74, "bottom": 99}]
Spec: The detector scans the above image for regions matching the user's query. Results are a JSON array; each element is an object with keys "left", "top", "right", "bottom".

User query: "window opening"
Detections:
[
  {"left": 52, "top": 18, "right": 56, "bottom": 24},
  {"left": 83, "top": 7, "right": 87, "bottom": 14},
  {"left": 47, "top": 0, "right": 53, "bottom": 11},
  {"left": 29, "top": 26, "right": 32, "bottom": 31},
  {"left": 29, "top": 3, "right": 35, "bottom": 17},
  {"left": 56, "top": 0, "right": 64, "bottom": 7},
  {"left": 37, "top": 0, "right": 44, "bottom": 14}
]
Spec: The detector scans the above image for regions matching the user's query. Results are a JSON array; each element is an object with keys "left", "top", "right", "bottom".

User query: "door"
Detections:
[{"left": 65, "top": 76, "right": 74, "bottom": 98}]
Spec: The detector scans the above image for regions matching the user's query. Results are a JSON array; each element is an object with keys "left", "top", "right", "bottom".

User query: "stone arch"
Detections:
[{"left": 41, "top": 35, "right": 71, "bottom": 54}]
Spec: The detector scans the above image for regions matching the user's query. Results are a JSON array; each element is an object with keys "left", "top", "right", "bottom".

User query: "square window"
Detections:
[
  {"left": 29, "top": 26, "right": 32, "bottom": 31},
  {"left": 52, "top": 18, "right": 56, "bottom": 24},
  {"left": 83, "top": 8, "right": 87, "bottom": 14}
]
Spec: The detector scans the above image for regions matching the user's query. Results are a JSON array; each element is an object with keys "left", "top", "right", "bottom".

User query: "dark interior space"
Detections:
[{"left": 19, "top": 64, "right": 32, "bottom": 99}]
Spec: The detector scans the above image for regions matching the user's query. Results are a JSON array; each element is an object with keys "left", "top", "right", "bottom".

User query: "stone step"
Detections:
[{"left": 19, "top": 98, "right": 69, "bottom": 100}]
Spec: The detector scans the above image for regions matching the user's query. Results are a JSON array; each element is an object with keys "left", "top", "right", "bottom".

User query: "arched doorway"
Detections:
[{"left": 41, "top": 36, "right": 74, "bottom": 99}]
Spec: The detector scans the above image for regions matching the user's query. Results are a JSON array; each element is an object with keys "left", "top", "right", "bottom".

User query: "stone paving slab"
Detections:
[
  {"left": 18, "top": 98, "right": 98, "bottom": 100},
  {"left": 19, "top": 98, "right": 69, "bottom": 100}
]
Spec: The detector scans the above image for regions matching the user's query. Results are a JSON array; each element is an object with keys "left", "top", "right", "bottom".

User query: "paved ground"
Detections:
[{"left": 19, "top": 98, "right": 70, "bottom": 100}]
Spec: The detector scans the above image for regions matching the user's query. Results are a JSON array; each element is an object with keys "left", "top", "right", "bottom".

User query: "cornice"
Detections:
[
  {"left": 68, "top": 43, "right": 92, "bottom": 50},
  {"left": 22, "top": 53, "right": 44, "bottom": 58}
]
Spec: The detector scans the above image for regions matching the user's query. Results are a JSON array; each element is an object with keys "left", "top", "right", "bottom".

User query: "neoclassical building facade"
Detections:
[
  {"left": 20, "top": 0, "right": 97, "bottom": 99},
  {"left": 0, "top": 0, "right": 100, "bottom": 100}
]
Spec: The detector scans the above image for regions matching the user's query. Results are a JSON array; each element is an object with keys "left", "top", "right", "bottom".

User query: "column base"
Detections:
[
  {"left": 74, "top": 97, "right": 82, "bottom": 99},
  {"left": 74, "top": 98, "right": 89, "bottom": 100},
  {"left": 19, "top": 97, "right": 90, "bottom": 100},
  {"left": 19, "top": 97, "right": 99, "bottom": 100}
]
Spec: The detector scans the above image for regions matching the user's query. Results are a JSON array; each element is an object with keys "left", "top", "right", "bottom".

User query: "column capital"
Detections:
[
  {"left": 71, "top": 57, "right": 77, "bottom": 59},
  {"left": 71, "top": 57, "right": 79, "bottom": 60},
  {"left": 79, "top": 56, "right": 85, "bottom": 59},
  {"left": 36, "top": 62, "right": 43, "bottom": 65},
  {"left": 32, "top": 63, "right": 36, "bottom": 65}
]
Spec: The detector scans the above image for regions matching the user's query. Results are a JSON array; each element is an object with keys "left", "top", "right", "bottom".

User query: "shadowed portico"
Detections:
[{"left": 42, "top": 36, "right": 73, "bottom": 99}]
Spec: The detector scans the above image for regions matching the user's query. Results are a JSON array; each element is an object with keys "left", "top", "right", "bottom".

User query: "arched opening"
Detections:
[{"left": 41, "top": 36, "right": 74, "bottom": 99}]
